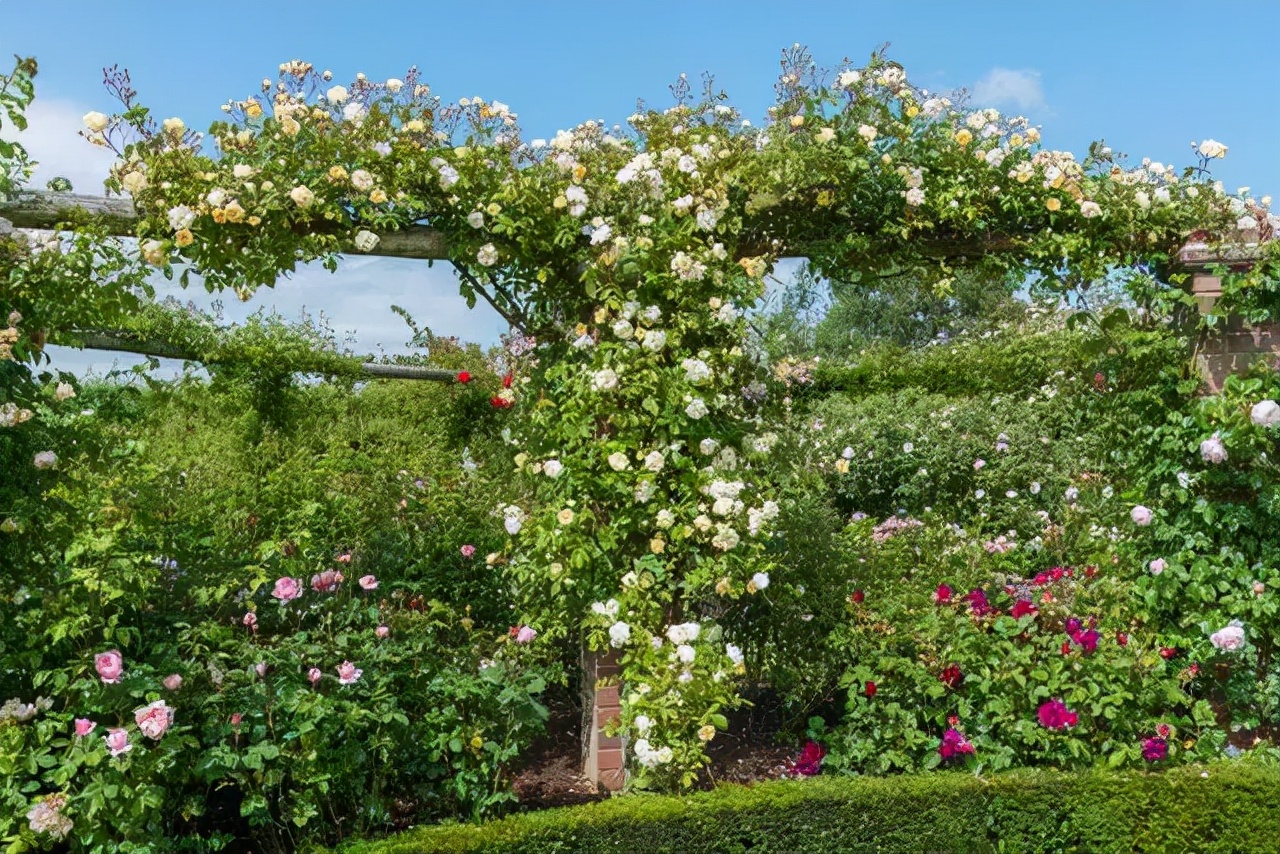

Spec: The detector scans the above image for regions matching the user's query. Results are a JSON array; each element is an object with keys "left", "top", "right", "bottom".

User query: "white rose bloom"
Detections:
[
  {"left": 725, "top": 643, "right": 744, "bottom": 666},
  {"left": 289, "top": 185, "right": 315, "bottom": 207},
  {"left": 633, "top": 715, "right": 652, "bottom": 735},
  {"left": 642, "top": 305, "right": 662, "bottom": 323},
  {"left": 712, "top": 525, "right": 740, "bottom": 551},
  {"left": 386, "top": 78, "right": 404, "bottom": 92},
  {"left": 1130, "top": 505, "right": 1153, "bottom": 526},
  {"left": 609, "top": 622, "right": 632, "bottom": 647},
  {"left": 162, "top": 117, "right": 184, "bottom": 134},
  {"left": 711, "top": 497, "right": 736, "bottom": 517},
  {"left": 466, "top": 211, "right": 485, "bottom": 229},
  {"left": 1251, "top": 400, "right": 1280, "bottom": 427},
  {"left": 675, "top": 644, "right": 696, "bottom": 664},
  {"left": 836, "top": 69, "right": 861, "bottom": 88},
  {"left": 751, "top": 571, "right": 770, "bottom": 590},
  {"left": 685, "top": 398, "right": 709, "bottom": 420},
  {"left": 353, "top": 230, "right": 380, "bottom": 252},
  {"left": 699, "top": 438, "right": 720, "bottom": 456},
  {"left": 641, "top": 329, "right": 667, "bottom": 352},
  {"left": 121, "top": 171, "right": 148, "bottom": 194},
  {"left": 326, "top": 85, "right": 349, "bottom": 103},
  {"left": 858, "top": 124, "right": 878, "bottom": 143},
  {"left": 591, "top": 368, "right": 619, "bottom": 391},
  {"left": 634, "top": 480, "right": 656, "bottom": 503},
  {"left": 1200, "top": 434, "right": 1228, "bottom": 464},
  {"left": 351, "top": 169, "right": 375, "bottom": 191},
  {"left": 83, "top": 111, "right": 109, "bottom": 132},
  {"left": 682, "top": 358, "right": 712, "bottom": 384},
  {"left": 693, "top": 513, "right": 713, "bottom": 532},
  {"left": 666, "top": 622, "right": 701, "bottom": 644},
  {"left": 54, "top": 382, "right": 76, "bottom": 402},
  {"left": 643, "top": 451, "right": 664, "bottom": 472},
  {"left": 655, "top": 509, "right": 676, "bottom": 529},
  {"left": 1197, "top": 139, "right": 1228, "bottom": 159},
  {"left": 607, "top": 452, "right": 630, "bottom": 472},
  {"left": 476, "top": 244, "right": 499, "bottom": 267},
  {"left": 611, "top": 319, "right": 634, "bottom": 340},
  {"left": 592, "top": 599, "right": 620, "bottom": 619}
]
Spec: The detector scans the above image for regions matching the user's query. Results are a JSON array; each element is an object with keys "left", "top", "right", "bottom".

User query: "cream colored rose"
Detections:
[
  {"left": 83, "top": 111, "right": 109, "bottom": 132},
  {"left": 121, "top": 171, "right": 148, "bottom": 194},
  {"left": 326, "top": 85, "right": 349, "bottom": 103},
  {"left": 1197, "top": 139, "right": 1228, "bottom": 159},
  {"left": 289, "top": 185, "right": 315, "bottom": 207},
  {"left": 162, "top": 117, "right": 185, "bottom": 135}
]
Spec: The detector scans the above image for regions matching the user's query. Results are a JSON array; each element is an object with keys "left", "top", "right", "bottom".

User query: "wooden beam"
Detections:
[{"left": 0, "top": 191, "right": 451, "bottom": 260}]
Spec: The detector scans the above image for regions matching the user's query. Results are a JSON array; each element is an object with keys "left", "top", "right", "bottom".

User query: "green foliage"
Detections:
[{"left": 342, "top": 761, "right": 1280, "bottom": 854}]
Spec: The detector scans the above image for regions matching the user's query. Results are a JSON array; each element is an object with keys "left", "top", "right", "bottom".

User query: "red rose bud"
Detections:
[
  {"left": 456, "top": 371, "right": 471, "bottom": 383},
  {"left": 947, "top": 715, "right": 960, "bottom": 726},
  {"left": 852, "top": 590, "right": 865, "bottom": 604},
  {"left": 864, "top": 681, "right": 877, "bottom": 698},
  {"left": 491, "top": 396, "right": 513, "bottom": 409},
  {"left": 1159, "top": 647, "right": 1178, "bottom": 660},
  {"left": 502, "top": 373, "right": 514, "bottom": 389},
  {"left": 1116, "top": 632, "right": 1128, "bottom": 647},
  {"left": 1061, "top": 641, "right": 1073, "bottom": 655}
]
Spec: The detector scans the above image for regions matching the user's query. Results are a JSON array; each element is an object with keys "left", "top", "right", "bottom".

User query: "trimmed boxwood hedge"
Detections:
[{"left": 337, "top": 761, "right": 1280, "bottom": 854}]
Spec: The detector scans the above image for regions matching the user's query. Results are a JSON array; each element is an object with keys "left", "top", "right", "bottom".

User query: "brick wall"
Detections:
[{"left": 581, "top": 650, "right": 625, "bottom": 791}]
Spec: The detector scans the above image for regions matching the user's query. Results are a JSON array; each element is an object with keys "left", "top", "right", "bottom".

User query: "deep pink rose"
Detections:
[
  {"left": 792, "top": 740, "right": 826, "bottom": 776},
  {"left": 272, "top": 577, "right": 302, "bottom": 602},
  {"left": 105, "top": 727, "right": 132, "bottom": 757},
  {"left": 74, "top": 718, "right": 96, "bottom": 737},
  {"left": 1037, "top": 698, "right": 1078, "bottom": 730},
  {"left": 460, "top": 544, "right": 476, "bottom": 558},
  {"left": 134, "top": 700, "right": 174, "bottom": 739},
  {"left": 308, "top": 667, "right": 322, "bottom": 686},
  {"left": 514, "top": 625, "right": 537, "bottom": 644},
  {"left": 95, "top": 650, "right": 124, "bottom": 684},
  {"left": 1011, "top": 599, "right": 1038, "bottom": 619},
  {"left": 242, "top": 611, "right": 257, "bottom": 630},
  {"left": 162, "top": 673, "right": 183, "bottom": 691},
  {"left": 933, "top": 583, "right": 953, "bottom": 604},
  {"left": 337, "top": 661, "right": 363, "bottom": 685},
  {"left": 939, "top": 727, "right": 975, "bottom": 760},
  {"left": 1142, "top": 735, "right": 1168, "bottom": 762},
  {"left": 359, "top": 574, "right": 378, "bottom": 590},
  {"left": 376, "top": 625, "right": 390, "bottom": 639}
]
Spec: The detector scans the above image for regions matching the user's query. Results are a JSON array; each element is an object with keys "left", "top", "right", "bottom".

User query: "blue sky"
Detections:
[{"left": 2, "top": 0, "right": 1277, "bottom": 372}]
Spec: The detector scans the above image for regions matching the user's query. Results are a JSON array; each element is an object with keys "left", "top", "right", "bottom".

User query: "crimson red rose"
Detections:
[
  {"left": 456, "top": 371, "right": 471, "bottom": 383},
  {"left": 864, "top": 680, "right": 877, "bottom": 698}
]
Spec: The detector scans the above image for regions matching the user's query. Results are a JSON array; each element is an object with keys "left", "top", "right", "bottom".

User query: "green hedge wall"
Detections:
[{"left": 338, "top": 762, "right": 1280, "bottom": 854}]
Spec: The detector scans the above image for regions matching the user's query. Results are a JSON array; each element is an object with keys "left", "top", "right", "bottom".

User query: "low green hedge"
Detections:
[{"left": 339, "top": 762, "right": 1280, "bottom": 854}]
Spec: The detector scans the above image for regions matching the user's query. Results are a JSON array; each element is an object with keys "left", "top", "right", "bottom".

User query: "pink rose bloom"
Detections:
[
  {"left": 1149, "top": 558, "right": 1166, "bottom": 575},
  {"left": 1037, "top": 698, "right": 1078, "bottom": 730},
  {"left": 337, "top": 661, "right": 363, "bottom": 685},
  {"left": 359, "top": 574, "right": 378, "bottom": 590},
  {"left": 515, "top": 625, "right": 537, "bottom": 644},
  {"left": 1210, "top": 623, "right": 1246, "bottom": 651},
  {"left": 973, "top": 459, "right": 986, "bottom": 470},
  {"left": 272, "top": 576, "right": 302, "bottom": 602},
  {"left": 242, "top": 611, "right": 257, "bottom": 629},
  {"left": 95, "top": 650, "right": 124, "bottom": 684},
  {"left": 255, "top": 662, "right": 267, "bottom": 678},
  {"left": 105, "top": 727, "right": 132, "bottom": 757},
  {"left": 933, "top": 583, "right": 953, "bottom": 604},
  {"left": 33, "top": 450, "right": 58, "bottom": 470},
  {"left": 308, "top": 667, "right": 322, "bottom": 686},
  {"left": 376, "top": 625, "right": 390, "bottom": 639},
  {"left": 134, "top": 699, "right": 174, "bottom": 739},
  {"left": 230, "top": 712, "right": 243, "bottom": 726},
  {"left": 336, "top": 552, "right": 352, "bottom": 564},
  {"left": 162, "top": 673, "right": 183, "bottom": 691},
  {"left": 460, "top": 544, "right": 476, "bottom": 558},
  {"left": 74, "top": 718, "right": 96, "bottom": 737},
  {"left": 311, "top": 569, "right": 343, "bottom": 592},
  {"left": 1130, "top": 505, "right": 1153, "bottom": 526}
]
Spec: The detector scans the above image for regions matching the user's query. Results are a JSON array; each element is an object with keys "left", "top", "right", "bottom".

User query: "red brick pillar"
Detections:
[{"left": 581, "top": 649, "right": 625, "bottom": 791}]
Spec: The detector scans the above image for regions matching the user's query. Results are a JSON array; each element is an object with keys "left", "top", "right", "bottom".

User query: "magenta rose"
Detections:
[
  {"left": 104, "top": 727, "right": 132, "bottom": 757},
  {"left": 938, "top": 727, "right": 975, "bottom": 760},
  {"left": 272, "top": 577, "right": 302, "bottom": 602},
  {"left": 134, "top": 700, "right": 174, "bottom": 740},
  {"left": 74, "top": 718, "right": 96, "bottom": 737},
  {"left": 95, "top": 650, "right": 124, "bottom": 684},
  {"left": 1037, "top": 698, "right": 1078, "bottom": 730}
]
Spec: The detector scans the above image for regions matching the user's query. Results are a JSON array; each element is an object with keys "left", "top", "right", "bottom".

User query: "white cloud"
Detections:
[
  {"left": 0, "top": 98, "right": 117, "bottom": 193},
  {"left": 972, "top": 68, "right": 1045, "bottom": 111}
]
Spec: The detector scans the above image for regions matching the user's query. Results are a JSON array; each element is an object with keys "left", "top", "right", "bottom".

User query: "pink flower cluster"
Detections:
[
  {"left": 1063, "top": 617, "right": 1100, "bottom": 654},
  {"left": 871, "top": 515, "right": 924, "bottom": 544},
  {"left": 311, "top": 569, "right": 344, "bottom": 592}
]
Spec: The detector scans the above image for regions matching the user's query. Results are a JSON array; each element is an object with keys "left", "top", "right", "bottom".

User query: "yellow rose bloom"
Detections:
[
  {"left": 328, "top": 165, "right": 349, "bottom": 182},
  {"left": 244, "top": 101, "right": 263, "bottom": 119},
  {"left": 369, "top": 189, "right": 388, "bottom": 204},
  {"left": 955, "top": 129, "right": 973, "bottom": 147},
  {"left": 650, "top": 537, "right": 666, "bottom": 555},
  {"left": 1045, "top": 197, "right": 1062, "bottom": 211},
  {"left": 835, "top": 458, "right": 850, "bottom": 474},
  {"left": 174, "top": 229, "right": 194, "bottom": 247}
]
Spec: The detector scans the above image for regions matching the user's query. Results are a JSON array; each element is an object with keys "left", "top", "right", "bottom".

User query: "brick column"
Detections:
[
  {"left": 1178, "top": 229, "right": 1274, "bottom": 391},
  {"left": 581, "top": 649, "right": 625, "bottom": 791}
]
